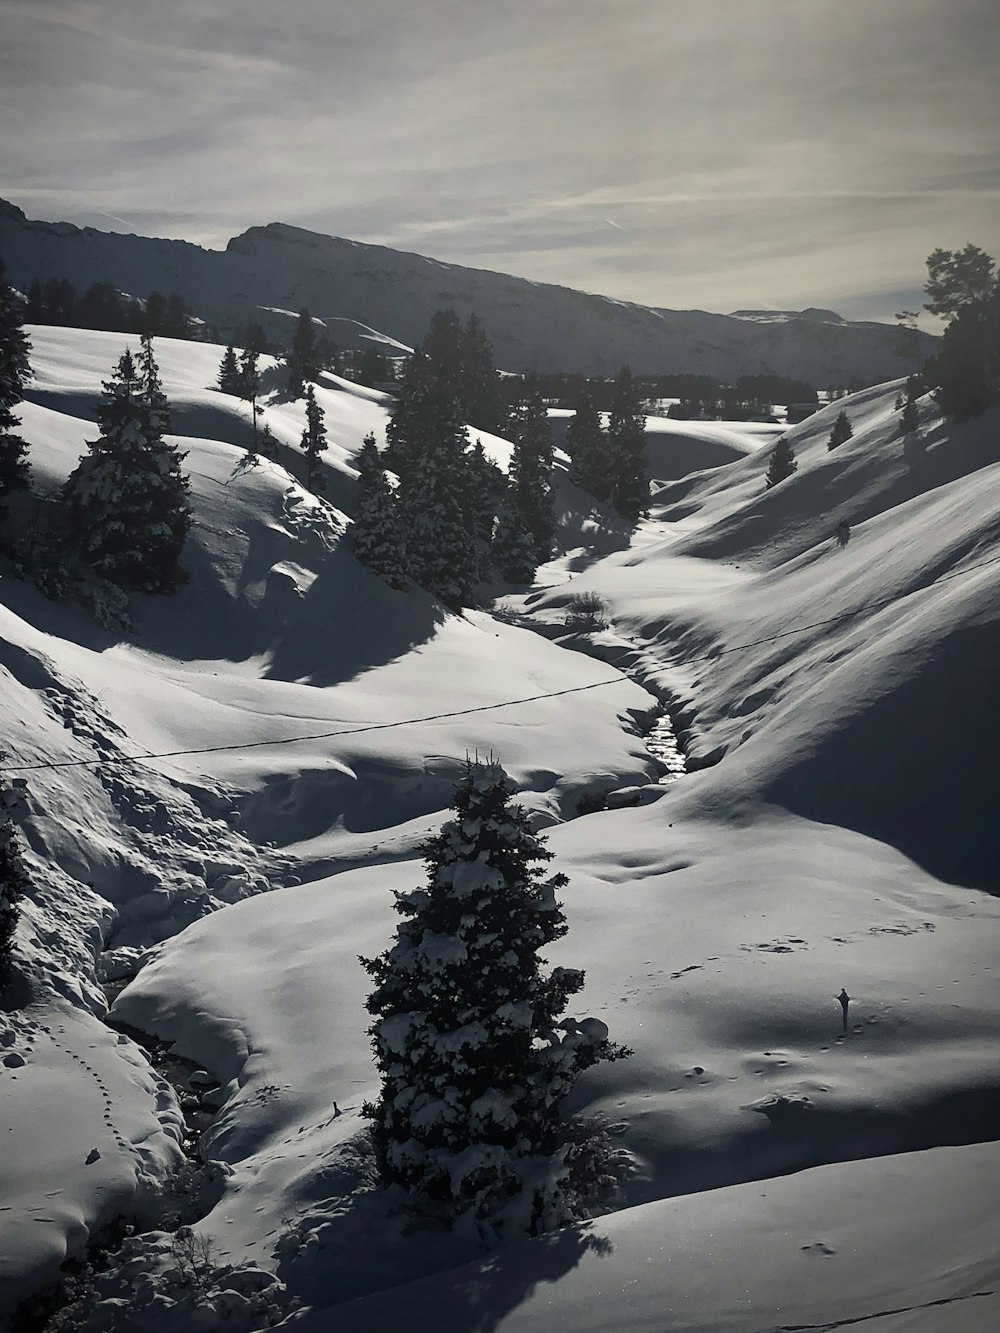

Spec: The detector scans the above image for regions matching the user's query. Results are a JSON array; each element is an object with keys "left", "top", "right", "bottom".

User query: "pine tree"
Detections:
[
  {"left": 900, "top": 398, "right": 919, "bottom": 436},
  {"left": 216, "top": 345, "right": 241, "bottom": 395},
  {"left": 396, "top": 407, "right": 477, "bottom": 608},
  {"left": 287, "top": 308, "right": 321, "bottom": 397},
  {"left": 492, "top": 494, "right": 537, "bottom": 583},
  {"left": 607, "top": 366, "right": 648, "bottom": 521},
  {"left": 566, "top": 384, "right": 610, "bottom": 500},
  {"left": 360, "top": 758, "right": 628, "bottom": 1236},
  {"left": 461, "top": 315, "right": 506, "bottom": 434},
  {"left": 827, "top": 409, "right": 853, "bottom": 450},
  {"left": 464, "top": 439, "right": 505, "bottom": 547},
  {"left": 765, "top": 435, "right": 798, "bottom": 489},
  {"left": 0, "top": 258, "right": 31, "bottom": 513},
  {"left": 63, "top": 339, "right": 191, "bottom": 593},
  {"left": 508, "top": 382, "right": 555, "bottom": 565},
  {"left": 0, "top": 768, "right": 29, "bottom": 990},
  {"left": 422, "top": 309, "right": 465, "bottom": 404},
  {"left": 301, "top": 384, "right": 327, "bottom": 494},
  {"left": 351, "top": 433, "right": 404, "bottom": 586}
]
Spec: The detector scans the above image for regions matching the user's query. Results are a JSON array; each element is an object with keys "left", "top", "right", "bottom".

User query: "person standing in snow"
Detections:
[{"left": 836, "top": 988, "right": 851, "bottom": 1032}]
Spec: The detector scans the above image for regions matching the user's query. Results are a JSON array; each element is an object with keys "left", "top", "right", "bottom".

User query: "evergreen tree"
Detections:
[
  {"left": 422, "top": 308, "right": 465, "bottom": 404},
  {"left": 287, "top": 308, "right": 321, "bottom": 397},
  {"left": 461, "top": 314, "right": 506, "bottom": 434},
  {"left": 827, "top": 409, "right": 853, "bottom": 450},
  {"left": 900, "top": 398, "right": 919, "bottom": 436},
  {"left": 491, "top": 494, "right": 537, "bottom": 583},
  {"left": 301, "top": 384, "right": 327, "bottom": 493},
  {"left": 0, "top": 258, "right": 31, "bottom": 513},
  {"left": 508, "top": 382, "right": 555, "bottom": 565},
  {"left": 351, "top": 433, "right": 404, "bottom": 587},
  {"left": 63, "top": 339, "right": 191, "bottom": 593},
  {"left": 360, "top": 758, "right": 628, "bottom": 1235},
  {"left": 216, "top": 345, "right": 241, "bottom": 395},
  {"left": 566, "top": 384, "right": 609, "bottom": 500},
  {"left": 0, "top": 768, "right": 29, "bottom": 990},
  {"left": 386, "top": 342, "right": 479, "bottom": 607},
  {"left": 764, "top": 435, "right": 798, "bottom": 489},
  {"left": 464, "top": 439, "right": 505, "bottom": 547},
  {"left": 606, "top": 367, "right": 648, "bottom": 521}
]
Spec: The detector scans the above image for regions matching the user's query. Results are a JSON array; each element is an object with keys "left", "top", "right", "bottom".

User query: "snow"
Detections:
[{"left": 1, "top": 327, "right": 998, "bottom": 1328}]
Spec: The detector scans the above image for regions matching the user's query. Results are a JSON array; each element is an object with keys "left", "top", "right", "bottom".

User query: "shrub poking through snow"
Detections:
[
  {"left": 360, "top": 758, "right": 629, "bottom": 1238},
  {"left": 565, "top": 592, "right": 609, "bottom": 631},
  {"left": 0, "top": 767, "right": 29, "bottom": 988},
  {"left": 765, "top": 435, "right": 798, "bottom": 489}
]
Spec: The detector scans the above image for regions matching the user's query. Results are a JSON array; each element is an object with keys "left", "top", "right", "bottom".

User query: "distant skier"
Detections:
[
  {"left": 835, "top": 519, "right": 850, "bottom": 549},
  {"left": 836, "top": 988, "right": 851, "bottom": 1033}
]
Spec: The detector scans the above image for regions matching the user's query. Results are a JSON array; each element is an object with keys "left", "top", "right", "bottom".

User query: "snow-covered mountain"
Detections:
[
  {"left": 1, "top": 326, "right": 998, "bottom": 1330},
  {"left": 0, "top": 198, "right": 937, "bottom": 381}
]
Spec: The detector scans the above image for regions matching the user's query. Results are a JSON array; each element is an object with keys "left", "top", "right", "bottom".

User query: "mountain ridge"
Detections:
[{"left": 0, "top": 197, "right": 936, "bottom": 381}]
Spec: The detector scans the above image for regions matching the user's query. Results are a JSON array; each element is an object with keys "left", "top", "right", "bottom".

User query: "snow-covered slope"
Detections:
[
  {"left": 1, "top": 328, "right": 998, "bottom": 1330},
  {"left": 0, "top": 197, "right": 937, "bottom": 381}
]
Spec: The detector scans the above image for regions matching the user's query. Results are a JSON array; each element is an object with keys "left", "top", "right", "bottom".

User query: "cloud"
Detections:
[{"left": 2, "top": 0, "right": 997, "bottom": 322}]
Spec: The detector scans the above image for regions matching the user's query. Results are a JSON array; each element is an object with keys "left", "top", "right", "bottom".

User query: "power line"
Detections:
[{"left": 1, "top": 548, "right": 997, "bottom": 778}]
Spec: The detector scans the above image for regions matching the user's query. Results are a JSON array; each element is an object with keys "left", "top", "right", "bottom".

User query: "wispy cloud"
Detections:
[{"left": 2, "top": 0, "right": 997, "bottom": 322}]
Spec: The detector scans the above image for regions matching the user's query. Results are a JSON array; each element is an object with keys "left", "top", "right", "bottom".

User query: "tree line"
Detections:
[{"left": 348, "top": 309, "right": 649, "bottom": 608}]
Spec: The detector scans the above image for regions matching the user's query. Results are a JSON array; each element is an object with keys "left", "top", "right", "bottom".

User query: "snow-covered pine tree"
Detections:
[
  {"left": 0, "top": 258, "right": 31, "bottom": 515},
  {"left": 395, "top": 398, "right": 477, "bottom": 608},
  {"left": 900, "top": 397, "right": 919, "bottom": 435},
  {"left": 63, "top": 339, "right": 191, "bottom": 593},
  {"left": 827, "top": 409, "right": 853, "bottom": 450},
  {"left": 764, "top": 435, "right": 798, "bottom": 488},
  {"left": 360, "top": 758, "right": 628, "bottom": 1236},
  {"left": 508, "top": 382, "right": 555, "bottom": 565},
  {"left": 238, "top": 347, "right": 260, "bottom": 402},
  {"left": 461, "top": 314, "right": 507, "bottom": 435},
  {"left": 383, "top": 350, "right": 437, "bottom": 482},
  {"left": 286, "top": 308, "right": 320, "bottom": 397},
  {"left": 216, "top": 345, "right": 241, "bottom": 395},
  {"left": 0, "top": 770, "right": 30, "bottom": 989},
  {"left": 464, "top": 439, "right": 505, "bottom": 547},
  {"left": 301, "top": 384, "right": 327, "bottom": 493},
  {"left": 566, "top": 384, "right": 609, "bottom": 500},
  {"left": 352, "top": 432, "right": 404, "bottom": 587},
  {"left": 491, "top": 494, "right": 537, "bottom": 583},
  {"left": 607, "top": 366, "right": 648, "bottom": 521}
]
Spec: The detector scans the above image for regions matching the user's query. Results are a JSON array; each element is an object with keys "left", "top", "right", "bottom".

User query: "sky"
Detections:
[{"left": 2, "top": 0, "right": 998, "bottom": 325}]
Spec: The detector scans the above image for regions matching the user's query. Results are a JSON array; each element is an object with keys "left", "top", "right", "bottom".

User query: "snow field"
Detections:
[{"left": 1, "top": 328, "right": 998, "bottom": 1328}]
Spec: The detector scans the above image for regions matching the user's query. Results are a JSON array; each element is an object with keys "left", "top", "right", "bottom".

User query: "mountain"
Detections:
[{"left": 0, "top": 198, "right": 936, "bottom": 382}]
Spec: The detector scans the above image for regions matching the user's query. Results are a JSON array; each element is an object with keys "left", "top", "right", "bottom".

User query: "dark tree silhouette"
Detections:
[
  {"left": 360, "top": 759, "right": 628, "bottom": 1236},
  {"left": 765, "top": 436, "right": 798, "bottom": 489}
]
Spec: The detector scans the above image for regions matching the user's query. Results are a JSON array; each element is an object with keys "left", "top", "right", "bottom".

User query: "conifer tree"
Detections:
[
  {"left": 508, "top": 382, "right": 555, "bottom": 565},
  {"left": 360, "top": 758, "right": 628, "bottom": 1235},
  {"left": 0, "top": 769, "right": 29, "bottom": 990},
  {"left": 63, "top": 339, "right": 191, "bottom": 593},
  {"left": 217, "top": 345, "right": 241, "bottom": 395},
  {"left": 492, "top": 495, "right": 537, "bottom": 583},
  {"left": 422, "top": 308, "right": 465, "bottom": 404},
  {"left": 301, "top": 384, "right": 327, "bottom": 493},
  {"left": 461, "top": 314, "right": 506, "bottom": 434},
  {"left": 566, "top": 384, "right": 609, "bottom": 500},
  {"left": 900, "top": 397, "right": 919, "bottom": 436},
  {"left": 765, "top": 435, "right": 798, "bottom": 489},
  {"left": 351, "top": 433, "right": 404, "bottom": 587},
  {"left": 607, "top": 366, "right": 648, "bottom": 521},
  {"left": 287, "top": 308, "right": 321, "bottom": 397},
  {"left": 0, "top": 258, "right": 31, "bottom": 514},
  {"left": 827, "top": 409, "right": 853, "bottom": 450},
  {"left": 464, "top": 439, "right": 505, "bottom": 547}
]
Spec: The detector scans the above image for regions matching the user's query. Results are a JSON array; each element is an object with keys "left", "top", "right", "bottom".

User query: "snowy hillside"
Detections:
[
  {"left": 1, "top": 328, "right": 998, "bottom": 1331},
  {"left": 0, "top": 198, "right": 938, "bottom": 381}
]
